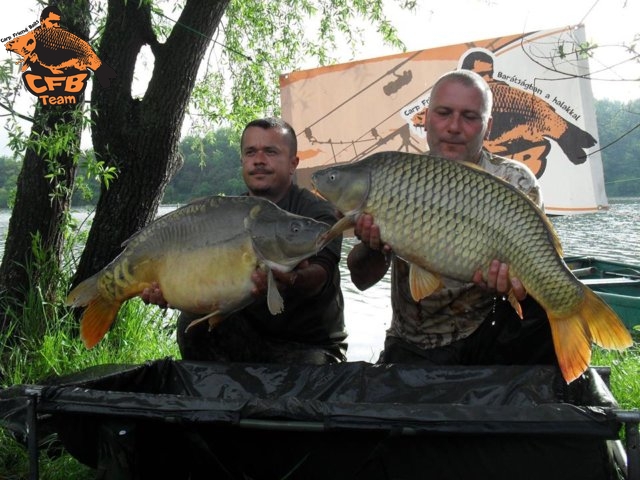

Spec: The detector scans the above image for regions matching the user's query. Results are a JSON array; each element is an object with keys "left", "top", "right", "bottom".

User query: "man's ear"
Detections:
[{"left": 290, "top": 155, "right": 300, "bottom": 175}]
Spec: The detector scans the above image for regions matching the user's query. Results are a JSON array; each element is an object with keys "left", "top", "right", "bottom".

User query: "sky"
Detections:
[
  {"left": 2, "top": 1, "right": 639, "bottom": 98},
  {"left": 342, "top": 0, "right": 639, "bottom": 101},
  {"left": 0, "top": 0, "right": 638, "bottom": 153}
]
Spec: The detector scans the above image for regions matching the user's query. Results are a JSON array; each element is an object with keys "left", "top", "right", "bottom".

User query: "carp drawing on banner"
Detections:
[
  {"left": 3, "top": 6, "right": 116, "bottom": 106},
  {"left": 461, "top": 50, "right": 596, "bottom": 179},
  {"left": 281, "top": 26, "right": 608, "bottom": 215}
]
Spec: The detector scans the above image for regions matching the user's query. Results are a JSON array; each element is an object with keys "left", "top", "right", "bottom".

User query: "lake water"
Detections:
[{"left": 1, "top": 198, "right": 638, "bottom": 362}]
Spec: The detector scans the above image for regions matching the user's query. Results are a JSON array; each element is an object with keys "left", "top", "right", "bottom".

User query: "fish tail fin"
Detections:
[
  {"left": 581, "top": 287, "right": 633, "bottom": 350},
  {"left": 80, "top": 296, "right": 122, "bottom": 349},
  {"left": 548, "top": 287, "right": 633, "bottom": 384},
  {"left": 548, "top": 312, "right": 592, "bottom": 384}
]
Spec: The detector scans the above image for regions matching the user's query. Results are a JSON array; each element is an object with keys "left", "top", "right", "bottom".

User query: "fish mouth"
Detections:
[{"left": 311, "top": 186, "right": 328, "bottom": 201}]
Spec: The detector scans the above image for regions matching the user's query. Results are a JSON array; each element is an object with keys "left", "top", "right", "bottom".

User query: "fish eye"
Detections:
[
  {"left": 290, "top": 221, "right": 301, "bottom": 234},
  {"left": 329, "top": 172, "right": 337, "bottom": 181}
]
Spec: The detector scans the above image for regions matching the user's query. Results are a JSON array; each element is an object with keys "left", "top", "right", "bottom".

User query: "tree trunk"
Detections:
[
  {"left": 71, "top": 0, "right": 230, "bottom": 286},
  {"left": 0, "top": 0, "right": 90, "bottom": 332}
]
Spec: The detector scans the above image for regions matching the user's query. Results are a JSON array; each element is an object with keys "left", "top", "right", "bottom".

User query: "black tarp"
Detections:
[{"left": 0, "top": 360, "right": 629, "bottom": 479}]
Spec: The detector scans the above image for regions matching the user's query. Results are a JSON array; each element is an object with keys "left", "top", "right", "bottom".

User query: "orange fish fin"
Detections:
[
  {"left": 409, "top": 265, "right": 443, "bottom": 302},
  {"left": 507, "top": 291, "right": 523, "bottom": 319},
  {"left": 547, "top": 312, "right": 592, "bottom": 384},
  {"left": 185, "top": 311, "right": 223, "bottom": 332},
  {"left": 80, "top": 296, "right": 122, "bottom": 349},
  {"left": 547, "top": 286, "right": 633, "bottom": 384},
  {"left": 580, "top": 288, "right": 632, "bottom": 350}
]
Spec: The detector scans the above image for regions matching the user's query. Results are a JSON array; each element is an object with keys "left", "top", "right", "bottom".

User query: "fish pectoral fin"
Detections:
[
  {"left": 185, "top": 311, "right": 224, "bottom": 332},
  {"left": 580, "top": 288, "right": 632, "bottom": 350},
  {"left": 317, "top": 215, "right": 355, "bottom": 249},
  {"left": 80, "top": 296, "right": 122, "bottom": 349},
  {"left": 266, "top": 269, "right": 285, "bottom": 315},
  {"left": 66, "top": 273, "right": 100, "bottom": 307},
  {"left": 409, "top": 265, "right": 443, "bottom": 302},
  {"left": 507, "top": 291, "right": 523, "bottom": 319}
]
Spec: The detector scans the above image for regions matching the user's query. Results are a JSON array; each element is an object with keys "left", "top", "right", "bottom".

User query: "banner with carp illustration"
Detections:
[{"left": 280, "top": 26, "right": 607, "bottom": 216}]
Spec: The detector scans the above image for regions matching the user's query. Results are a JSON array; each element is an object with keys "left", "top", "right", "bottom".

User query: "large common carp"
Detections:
[
  {"left": 66, "top": 195, "right": 328, "bottom": 348},
  {"left": 311, "top": 151, "right": 632, "bottom": 383}
]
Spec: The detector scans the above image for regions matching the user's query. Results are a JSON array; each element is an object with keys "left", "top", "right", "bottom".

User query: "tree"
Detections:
[
  {"left": 0, "top": 0, "right": 410, "bottom": 332},
  {"left": 595, "top": 99, "right": 640, "bottom": 197},
  {"left": 71, "top": 0, "right": 231, "bottom": 285},
  {"left": 0, "top": 0, "right": 90, "bottom": 332},
  {"left": 71, "top": 0, "right": 409, "bottom": 286}
]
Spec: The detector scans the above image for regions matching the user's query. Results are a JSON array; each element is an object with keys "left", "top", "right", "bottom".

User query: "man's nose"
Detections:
[
  {"left": 446, "top": 114, "right": 461, "bottom": 132},
  {"left": 254, "top": 150, "right": 268, "bottom": 163}
]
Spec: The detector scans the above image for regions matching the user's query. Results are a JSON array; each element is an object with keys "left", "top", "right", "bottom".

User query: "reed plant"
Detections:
[
  {"left": 0, "top": 238, "right": 638, "bottom": 477},
  {"left": 0, "top": 242, "right": 179, "bottom": 478}
]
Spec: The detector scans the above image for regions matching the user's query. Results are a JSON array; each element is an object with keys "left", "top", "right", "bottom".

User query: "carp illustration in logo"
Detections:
[{"left": 4, "top": 6, "right": 116, "bottom": 105}]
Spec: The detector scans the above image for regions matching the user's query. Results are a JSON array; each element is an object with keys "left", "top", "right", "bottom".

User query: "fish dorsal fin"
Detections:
[
  {"left": 266, "top": 269, "right": 284, "bottom": 315},
  {"left": 409, "top": 264, "right": 443, "bottom": 301}
]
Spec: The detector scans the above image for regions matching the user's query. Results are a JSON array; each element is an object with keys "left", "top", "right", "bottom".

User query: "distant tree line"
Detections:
[
  {"left": 0, "top": 98, "right": 638, "bottom": 209},
  {"left": 595, "top": 99, "right": 640, "bottom": 197}
]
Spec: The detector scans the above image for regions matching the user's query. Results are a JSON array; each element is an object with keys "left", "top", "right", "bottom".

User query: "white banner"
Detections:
[{"left": 280, "top": 26, "right": 608, "bottom": 215}]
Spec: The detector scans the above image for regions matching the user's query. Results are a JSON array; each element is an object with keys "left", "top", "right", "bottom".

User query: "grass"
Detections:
[
  {"left": 0, "top": 258, "right": 638, "bottom": 478},
  {"left": 592, "top": 329, "right": 640, "bottom": 410},
  {"left": 0, "top": 288, "right": 179, "bottom": 479}
]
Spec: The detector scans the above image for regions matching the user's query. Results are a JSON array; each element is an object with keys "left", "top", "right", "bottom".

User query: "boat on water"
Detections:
[{"left": 566, "top": 255, "right": 640, "bottom": 331}]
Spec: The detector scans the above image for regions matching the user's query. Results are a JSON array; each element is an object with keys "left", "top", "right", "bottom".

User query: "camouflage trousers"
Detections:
[{"left": 379, "top": 296, "right": 558, "bottom": 367}]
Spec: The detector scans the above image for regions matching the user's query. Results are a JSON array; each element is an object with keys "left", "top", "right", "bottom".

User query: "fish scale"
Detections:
[
  {"left": 66, "top": 195, "right": 328, "bottom": 349},
  {"left": 312, "top": 151, "right": 632, "bottom": 383}
]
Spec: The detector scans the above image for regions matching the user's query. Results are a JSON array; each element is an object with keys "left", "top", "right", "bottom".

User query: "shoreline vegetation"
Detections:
[{"left": 0, "top": 281, "right": 638, "bottom": 477}]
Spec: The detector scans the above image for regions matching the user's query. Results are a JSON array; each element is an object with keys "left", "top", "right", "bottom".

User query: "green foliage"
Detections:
[
  {"left": 188, "top": 0, "right": 410, "bottom": 136},
  {"left": 0, "top": 214, "right": 179, "bottom": 387},
  {"left": 595, "top": 98, "right": 640, "bottom": 197},
  {"left": 592, "top": 332, "right": 640, "bottom": 410},
  {"left": 0, "top": 156, "right": 20, "bottom": 208},
  {"left": 1, "top": 98, "right": 639, "bottom": 207},
  {"left": 0, "top": 431, "right": 94, "bottom": 480},
  {"left": 557, "top": 40, "right": 597, "bottom": 59},
  {"left": 0, "top": 235, "right": 178, "bottom": 478},
  {"left": 162, "top": 128, "right": 244, "bottom": 204}
]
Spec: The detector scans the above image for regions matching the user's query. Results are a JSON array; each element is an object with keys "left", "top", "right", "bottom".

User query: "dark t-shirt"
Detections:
[{"left": 232, "top": 184, "right": 346, "bottom": 346}]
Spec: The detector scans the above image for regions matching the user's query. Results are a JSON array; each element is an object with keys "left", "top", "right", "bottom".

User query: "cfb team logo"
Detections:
[{"left": 3, "top": 6, "right": 116, "bottom": 105}]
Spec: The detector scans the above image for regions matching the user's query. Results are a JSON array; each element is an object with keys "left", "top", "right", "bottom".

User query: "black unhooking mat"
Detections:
[{"left": 0, "top": 360, "right": 627, "bottom": 479}]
